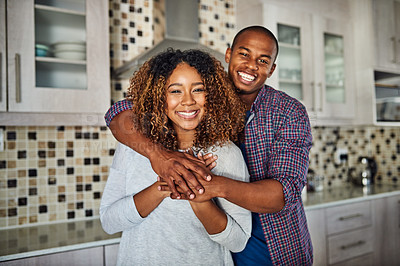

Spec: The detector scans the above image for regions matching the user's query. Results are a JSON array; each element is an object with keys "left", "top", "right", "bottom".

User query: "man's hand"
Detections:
[
  {"left": 158, "top": 173, "right": 224, "bottom": 202},
  {"left": 150, "top": 148, "right": 217, "bottom": 199}
]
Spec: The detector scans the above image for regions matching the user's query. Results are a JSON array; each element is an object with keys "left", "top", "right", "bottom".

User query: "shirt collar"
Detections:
[{"left": 249, "top": 84, "right": 267, "bottom": 114}]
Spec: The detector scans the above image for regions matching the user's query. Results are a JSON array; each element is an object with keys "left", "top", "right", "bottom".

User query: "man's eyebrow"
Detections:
[{"left": 238, "top": 46, "right": 272, "bottom": 60}]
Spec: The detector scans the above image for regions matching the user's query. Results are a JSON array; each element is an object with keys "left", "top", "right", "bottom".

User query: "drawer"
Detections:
[
  {"left": 331, "top": 253, "right": 374, "bottom": 266},
  {"left": 326, "top": 201, "right": 371, "bottom": 235},
  {"left": 327, "top": 227, "right": 373, "bottom": 265}
]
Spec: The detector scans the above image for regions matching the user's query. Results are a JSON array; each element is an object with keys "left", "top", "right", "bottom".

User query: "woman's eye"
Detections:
[
  {"left": 170, "top": 89, "right": 181, "bottom": 94},
  {"left": 193, "top": 87, "right": 205, "bottom": 93}
]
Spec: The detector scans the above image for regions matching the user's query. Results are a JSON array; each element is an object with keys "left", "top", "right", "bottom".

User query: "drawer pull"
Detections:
[
  {"left": 15, "top": 53, "right": 21, "bottom": 103},
  {"left": 340, "top": 240, "right": 365, "bottom": 250},
  {"left": 338, "top": 213, "right": 363, "bottom": 221}
]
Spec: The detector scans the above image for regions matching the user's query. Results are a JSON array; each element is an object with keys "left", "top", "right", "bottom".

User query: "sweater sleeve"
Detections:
[
  {"left": 104, "top": 99, "right": 133, "bottom": 127},
  {"left": 99, "top": 143, "right": 145, "bottom": 234},
  {"left": 207, "top": 143, "right": 252, "bottom": 252}
]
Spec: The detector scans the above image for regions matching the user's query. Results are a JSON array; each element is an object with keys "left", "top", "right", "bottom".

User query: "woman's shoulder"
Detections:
[{"left": 203, "top": 141, "right": 248, "bottom": 181}]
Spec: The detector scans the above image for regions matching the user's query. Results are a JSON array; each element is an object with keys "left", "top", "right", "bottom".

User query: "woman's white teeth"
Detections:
[
  {"left": 239, "top": 72, "right": 255, "bottom": 81},
  {"left": 178, "top": 111, "right": 197, "bottom": 117}
]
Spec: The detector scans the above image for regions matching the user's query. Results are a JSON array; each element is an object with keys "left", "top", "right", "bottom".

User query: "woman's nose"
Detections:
[{"left": 181, "top": 93, "right": 195, "bottom": 105}]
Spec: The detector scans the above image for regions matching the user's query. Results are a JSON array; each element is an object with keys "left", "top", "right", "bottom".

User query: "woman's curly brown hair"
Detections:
[{"left": 126, "top": 48, "right": 245, "bottom": 151}]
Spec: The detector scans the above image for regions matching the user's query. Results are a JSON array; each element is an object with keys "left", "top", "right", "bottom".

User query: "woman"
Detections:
[{"left": 100, "top": 49, "right": 251, "bottom": 265}]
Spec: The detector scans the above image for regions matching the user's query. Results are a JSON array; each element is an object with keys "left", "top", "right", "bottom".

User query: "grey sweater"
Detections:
[{"left": 100, "top": 142, "right": 251, "bottom": 266}]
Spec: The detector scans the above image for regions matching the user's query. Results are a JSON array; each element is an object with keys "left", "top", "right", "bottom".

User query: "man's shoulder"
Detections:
[{"left": 261, "top": 85, "right": 307, "bottom": 113}]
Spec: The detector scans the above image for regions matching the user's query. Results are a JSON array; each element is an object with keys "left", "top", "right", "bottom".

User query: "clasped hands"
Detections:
[{"left": 152, "top": 149, "right": 218, "bottom": 202}]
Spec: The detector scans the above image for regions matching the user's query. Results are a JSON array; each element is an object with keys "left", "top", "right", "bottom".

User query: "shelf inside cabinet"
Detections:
[
  {"left": 35, "top": 6, "right": 86, "bottom": 45},
  {"left": 36, "top": 61, "right": 87, "bottom": 90},
  {"left": 35, "top": 0, "right": 86, "bottom": 13}
]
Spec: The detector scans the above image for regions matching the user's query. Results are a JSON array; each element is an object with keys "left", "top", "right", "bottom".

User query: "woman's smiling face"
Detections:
[{"left": 165, "top": 63, "right": 206, "bottom": 137}]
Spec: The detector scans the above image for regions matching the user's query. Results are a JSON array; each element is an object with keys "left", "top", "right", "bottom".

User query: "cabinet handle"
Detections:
[
  {"left": 318, "top": 82, "right": 323, "bottom": 112},
  {"left": 338, "top": 213, "right": 363, "bottom": 221},
  {"left": 391, "top": 37, "right": 397, "bottom": 63},
  {"left": 340, "top": 240, "right": 365, "bottom": 250},
  {"left": 310, "top": 82, "right": 315, "bottom": 112},
  {"left": 15, "top": 54, "right": 21, "bottom": 103},
  {"left": 0, "top": 52, "right": 2, "bottom": 103}
]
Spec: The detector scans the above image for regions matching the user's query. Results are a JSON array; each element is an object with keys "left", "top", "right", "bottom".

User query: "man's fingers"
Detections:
[{"left": 175, "top": 165, "right": 205, "bottom": 195}]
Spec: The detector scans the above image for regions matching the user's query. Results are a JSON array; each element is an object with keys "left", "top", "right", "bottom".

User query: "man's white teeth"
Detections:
[
  {"left": 239, "top": 72, "right": 255, "bottom": 82},
  {"left": 178, "top": 111, "right": 197, "bottom": 117}
]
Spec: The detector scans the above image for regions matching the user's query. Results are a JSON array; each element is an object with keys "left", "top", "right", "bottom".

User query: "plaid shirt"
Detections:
[
  {"left": 246, "top": 85, "right": 313, "bottom": 265},
  {"left": 104, "top": 85, "right": 313, "bottom": 265}
]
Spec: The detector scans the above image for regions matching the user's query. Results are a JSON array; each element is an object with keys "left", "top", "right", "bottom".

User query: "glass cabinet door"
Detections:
[
  {"left": 324, "top": 33, "right": 345, "bottom": 104},
  {"left": 277, "top": 24, "right": 303, "bottom": 100}
]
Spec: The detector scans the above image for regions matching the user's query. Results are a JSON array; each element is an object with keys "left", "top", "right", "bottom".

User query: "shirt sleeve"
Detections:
[
  {"left": 104, "top": 99, "right": 133, "bottom": 127},
  {"left": 269, "top": 104, "right": 312, "bottom": 213},
  {"left": 99, "top": 143, "right": 145, "bottom": 234},
  {"left": 207, "top": 143, "right": 252, "bottom": 253}
]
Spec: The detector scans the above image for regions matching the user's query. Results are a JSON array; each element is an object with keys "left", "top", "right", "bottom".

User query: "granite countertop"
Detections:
[
  {"left": 304, "top": 183, "right": 400, "bottom": 210},
  {"left": 0, "top": 218, "right": 121, "bottom": 262},
  {"left": 1, "top": 183, "right": 399, "bottom": 262}
]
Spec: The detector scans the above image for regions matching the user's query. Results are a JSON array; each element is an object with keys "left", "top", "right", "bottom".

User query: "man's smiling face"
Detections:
[{"left": 225, "top": 30, "right": 277, "bottom": 100}]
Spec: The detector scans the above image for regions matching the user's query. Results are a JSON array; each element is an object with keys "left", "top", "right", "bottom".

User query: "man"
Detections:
[{"left": 105, "top": 26, "right": 313, "bottom": 265}]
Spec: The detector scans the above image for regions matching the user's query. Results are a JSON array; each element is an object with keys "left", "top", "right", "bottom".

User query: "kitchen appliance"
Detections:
[
  {"left": 112, "top": 0, "right": 227, "bottom": 79},
  {"left": 349, "top": 156, "right": 378, "bottom": 186}
]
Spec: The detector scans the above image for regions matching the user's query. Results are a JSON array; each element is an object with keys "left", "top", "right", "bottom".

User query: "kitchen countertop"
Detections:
[
  {"left": 0, "top": 219, "right": 121, "bottom": 262},
  {"left": 304, "top": 183, "right": 400, "bottom": 210},
  {"left": 0, "top": 183, "right": 399, "bottom": 262}
]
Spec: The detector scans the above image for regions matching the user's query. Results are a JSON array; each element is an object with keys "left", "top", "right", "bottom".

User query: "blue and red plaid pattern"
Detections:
[
  {"left": 245, "top": 85, "right": 313, "bottom": 265},
  {"left": 104, "top": 100, "right": 133, "bottom": 127},
  {"left": 104, "top": 86, "right": 314, "bottom": 265}
]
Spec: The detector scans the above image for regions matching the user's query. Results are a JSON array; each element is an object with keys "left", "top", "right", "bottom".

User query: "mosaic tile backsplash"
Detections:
[{"left": 0, "top": 0, "right": 399, "bottom": 229}]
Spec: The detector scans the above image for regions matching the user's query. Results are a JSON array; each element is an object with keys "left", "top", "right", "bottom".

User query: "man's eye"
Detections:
[
  {"left": 259, "top": 59, "right": 268, "bottom": 65},
  {"left": 239, "top": 52, "right": 248, "bottom": 57}
]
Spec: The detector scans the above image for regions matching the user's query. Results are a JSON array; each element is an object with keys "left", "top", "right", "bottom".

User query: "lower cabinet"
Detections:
[
  {"left": 306, "top": 193, "right": 400, "bottom": 266},
  {"left": 373, "top": 194, "right": 400, "bottom": 266},
  {"left": 2, "top": 244, "right": 120, "bottom": 266},
  {"left": 104, "top": 243, "right": 120, "bottom": 266},
  {"left": 1, "top": 247, "right": 104, "bottom": 266}
]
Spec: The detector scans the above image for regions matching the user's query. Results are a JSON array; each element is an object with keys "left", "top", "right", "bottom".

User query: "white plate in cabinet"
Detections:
[
  {"left": 327, "top": 227, "right": 373, "bottom": 265},
  {"left": 325, "top": 201, "right": 372, "bottom": 235}
]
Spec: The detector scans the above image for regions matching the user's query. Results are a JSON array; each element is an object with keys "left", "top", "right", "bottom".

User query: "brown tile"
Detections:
[
  {"left": 29, "top": 215, "right": 37, "bottom": 223},
  {"left": 48, "top": 169, "right": 56, "bottom": 175},
  {"left": 18, "top": 170, "right": 27, "bottom": 177},
  {"left": 7, "top": 142, "right": 16, "bottom": 149}
]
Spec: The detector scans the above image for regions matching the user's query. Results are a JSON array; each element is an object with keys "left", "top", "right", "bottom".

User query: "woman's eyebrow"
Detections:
[{"left": 167, "top": 83, "right": 182, "bottom": 89}]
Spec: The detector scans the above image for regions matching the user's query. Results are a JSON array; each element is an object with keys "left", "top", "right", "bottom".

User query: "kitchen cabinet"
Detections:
[
  {"left": 373, "top": 0, "right": 400, "bottom": 74},
  {"left": 264, "top": 5, "right": 355, "bottom": 124},
  {"left": 305, "top": 208, "right": 327, "bottom": 266},
  {"left": 1, "top": 246, "right": 104, "bottom": 266},
  {"left": 306, "top": 193, "right": 400, "bottom": 266},
  {"left": 373, "top": 194, "right": 400, "bottom": 266},
  {"left": 104, "top": 243, "right": 119, "bottom": 266},
  {"left": 0, "top": 0, "right": 110, "bottom": 125}
]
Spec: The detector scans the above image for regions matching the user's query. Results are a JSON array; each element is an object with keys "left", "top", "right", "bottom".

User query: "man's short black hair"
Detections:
[{"left": 230, "top": 25, "right": 279, "bottom": 61}]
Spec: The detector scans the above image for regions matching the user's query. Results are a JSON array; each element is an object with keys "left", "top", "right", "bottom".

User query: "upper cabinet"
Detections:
[
  {"left": 0, "top": 0, "right": 110, "bottom": 125},
  {"left": 374, "top": 0, "right": 400, "bottom": 73},
  {"left": 264, "top": 5, "right": 355, "bottom": 125}
]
